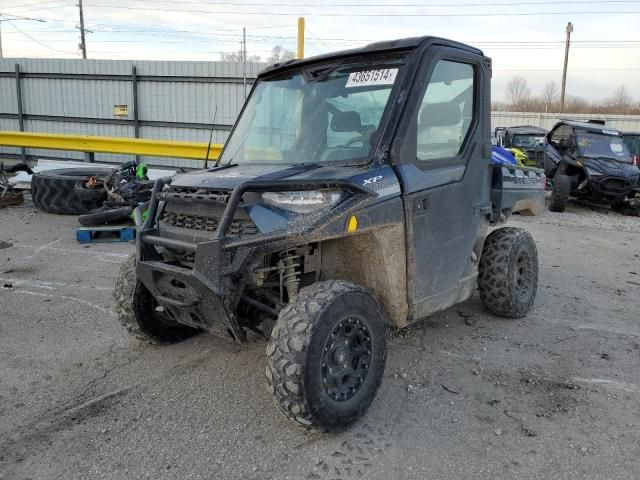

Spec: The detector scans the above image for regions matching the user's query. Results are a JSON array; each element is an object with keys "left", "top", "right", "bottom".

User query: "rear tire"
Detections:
[
  {"left": 78, "top": 206, "right": 133, "bottom": 226},
  {"left": 113, "top": 253, "right": 199, "bottom": 344},
  {"left": 265, "top": 280, "right": 387, "bottom": 432},
  {"left": 548, "top": 172, "right": 571, "bottom": 212},
  {"left": 31, "top": 168, "right": 110, "bottom": 215},
  {"left": 478, "top": 227, "right": 538, "bottom": 318}
]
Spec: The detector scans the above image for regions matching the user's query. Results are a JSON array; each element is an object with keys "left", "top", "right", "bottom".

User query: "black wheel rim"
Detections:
[
  {"left": 321, "top": 317, "right": 372, "bottom": 402},
  {"left": 514, "top": 249, "right": 534, "bottom": 300},
  {"left": 135, "top": 282, "right": 181, "bottom": 329}
]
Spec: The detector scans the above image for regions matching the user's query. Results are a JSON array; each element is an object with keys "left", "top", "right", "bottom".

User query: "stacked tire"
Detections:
[{"left": 31, "top": 168, "right": 111, "bottom": 215}]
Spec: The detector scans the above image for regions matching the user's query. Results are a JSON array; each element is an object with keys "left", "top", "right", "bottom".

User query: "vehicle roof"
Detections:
[
  {"left": 552, "top": 120, "right": 622, "bottom": 135},
  {"left": 259, "top": 36, "right": 484, "bottom": 77},
  {"left": 504, "top": 125, "right": 547, "bottom": 135}
]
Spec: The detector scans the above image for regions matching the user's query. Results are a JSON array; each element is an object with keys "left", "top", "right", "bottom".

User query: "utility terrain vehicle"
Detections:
[
  {"left": 114, "top": 36, "right": 545, "bottom": 431},
  {"left": 495, "top": 125, "right": 547, "bottom": 167},
  {"left": 545, "top": 120, "right": 640, "bottom": 212}
]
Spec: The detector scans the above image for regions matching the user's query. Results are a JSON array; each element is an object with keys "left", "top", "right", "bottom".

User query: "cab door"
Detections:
[{"left": 392, "top": 47, "right": 492, "bottom": 321}]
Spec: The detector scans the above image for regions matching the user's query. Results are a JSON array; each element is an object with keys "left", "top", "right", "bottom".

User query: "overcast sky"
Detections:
[{"left": 1, "top": 0, "right": 639, "bottom": 102}]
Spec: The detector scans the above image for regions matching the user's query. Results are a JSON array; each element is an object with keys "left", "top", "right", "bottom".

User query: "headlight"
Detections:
[{"left": 261, "top": 190, "right": 344, "bottom": 214}]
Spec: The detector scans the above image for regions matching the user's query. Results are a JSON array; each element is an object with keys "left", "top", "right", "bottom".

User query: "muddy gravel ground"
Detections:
[{"left": 1, "top": 198, "right": 639, "bottom": 480}]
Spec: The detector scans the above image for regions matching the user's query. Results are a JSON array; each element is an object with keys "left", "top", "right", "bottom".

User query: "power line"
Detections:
[
  {"left": 84, "top": 0, "right": 640, "bottom": 6},
  {"left": 82, "top": 4, "right": 640, "bottom": 16},
  {"left": 2, "top": 3, "right": 74, "bottom": 14},
  {"left": 2, "top": 18, "right": 77, "bottom": 55}
]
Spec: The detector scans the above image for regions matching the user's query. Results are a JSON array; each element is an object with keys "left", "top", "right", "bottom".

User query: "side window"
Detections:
[
  {"left": 550, "top": 125, "right": 572, "bottom": 149},
  {"left": 416, "top": 60, "right": 474, "bottom": 161}
]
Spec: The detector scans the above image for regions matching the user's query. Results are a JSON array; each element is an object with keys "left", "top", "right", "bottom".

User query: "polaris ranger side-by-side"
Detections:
[
  {"left": 545, "top": 120, "right": 640, "bottom": 212},
  {"left": 114, "top": 37, "right": 545, "bottom": 431}
]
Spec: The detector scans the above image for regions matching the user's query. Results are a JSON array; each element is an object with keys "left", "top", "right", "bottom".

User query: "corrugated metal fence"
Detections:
[
  {"left": 0, "top": 58, "right": 266, "bottom": 168},
  {"left": 492, "top": 111, "right": 640, "bottom": 132},
  {"left": 2, "top": 57, "right": 640, "bottom": 168}
]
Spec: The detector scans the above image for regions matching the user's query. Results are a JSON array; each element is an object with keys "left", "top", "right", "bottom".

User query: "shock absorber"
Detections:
[{"left": 280, "top": 250, "right": 301, "bottom": 300}]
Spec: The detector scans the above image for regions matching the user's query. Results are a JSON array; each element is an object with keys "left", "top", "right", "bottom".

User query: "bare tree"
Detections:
[
  {"left": 505, "top": 76, "right": 531, "bottom": 110},
  {"left": 610, "top": 85, "right": 632, "bottom": 110},
  {"left": 267, "top": 45, "right": 296, "bottom": 64},
  {"left": 541, "top": 81, "right": 558, "bottom": 111},
  {"left": 220, "top": 50, "right": 261, "bottom": 62}
]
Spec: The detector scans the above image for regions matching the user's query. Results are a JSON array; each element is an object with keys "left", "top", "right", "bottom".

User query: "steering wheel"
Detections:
[{"left": 344, "top": 135, "right": 369, "bottom": 148}]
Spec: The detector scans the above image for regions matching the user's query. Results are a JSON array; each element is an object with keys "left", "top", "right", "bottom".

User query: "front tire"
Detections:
[
  {"left": 113, "top": 253, "right": 199, "bottom": 344},
  {"left": 478, "top": 227, "right": 538, "bottom": 318},
  {"left": 549, "top": 172, "right": 571, "bottom": 212},
  {"left": 265, "top": 280, "right": 387, "bottom": 432}
]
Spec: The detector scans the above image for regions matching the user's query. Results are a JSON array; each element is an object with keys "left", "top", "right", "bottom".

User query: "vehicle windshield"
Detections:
[
  {"left": 218, "top": 54, "right": 406, "bottom": 165},
  {"left": 623, "top": 134, "right": 640, "bottom": 156},
  {"left": 511, "top": 134, "right": 544, "bottom": 148},
  {"left": 575, "top": 131, "right": 632, "bottom": 162}
]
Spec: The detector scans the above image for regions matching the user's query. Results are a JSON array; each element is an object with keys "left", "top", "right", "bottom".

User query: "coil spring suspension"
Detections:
[{"left": 280, "top": 250, "right": 301, "bottom": 301}]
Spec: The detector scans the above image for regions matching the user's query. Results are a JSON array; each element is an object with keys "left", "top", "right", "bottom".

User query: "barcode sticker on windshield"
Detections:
[{"left": 346, "top": 68, "right": 398, "bottom": 88}]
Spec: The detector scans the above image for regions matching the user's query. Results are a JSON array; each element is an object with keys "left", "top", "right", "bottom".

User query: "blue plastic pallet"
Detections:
[{"left": 76, "top": 225, "right": 136, "bottom": 243}]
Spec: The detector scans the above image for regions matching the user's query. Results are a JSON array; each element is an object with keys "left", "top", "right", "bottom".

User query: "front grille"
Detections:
[
  {"left": 161, "top": 211, "right": 259, "bottom": 238},
  {"left": 600, "top": 178, "right": 631, "bottom": 194},
  {"left": 164, "top": 186, "right": 231, "bottom": 204}
]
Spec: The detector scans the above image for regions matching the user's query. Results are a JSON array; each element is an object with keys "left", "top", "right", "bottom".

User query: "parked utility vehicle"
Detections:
[
  {"left": 544, "top": 120, "right": 640, "bottom": 212},
  {"left": 114, "top": 37, "right": 545, "bottom": 431},
  {"left": 495, "top": 125, "right": 547, "bottom": 167}
]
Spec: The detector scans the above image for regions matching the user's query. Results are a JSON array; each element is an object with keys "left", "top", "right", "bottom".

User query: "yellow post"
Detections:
[{"left": 297, "top": 17, "right": 305, "bottom": 59}]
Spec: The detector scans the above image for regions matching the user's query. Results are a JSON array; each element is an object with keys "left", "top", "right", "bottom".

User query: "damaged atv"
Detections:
[
  {"left": 544, "top": 120, "right": 640, "bottom": 213},
  {"left": 113, "top": 36, "right": 545, "bottom": 431}
]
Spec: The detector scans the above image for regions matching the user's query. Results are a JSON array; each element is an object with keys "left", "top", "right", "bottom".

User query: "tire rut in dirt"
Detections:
[{"left": 31, "top": 168, "right": 110, "bottom": 215}]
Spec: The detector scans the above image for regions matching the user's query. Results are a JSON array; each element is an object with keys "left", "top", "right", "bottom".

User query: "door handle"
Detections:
[{"left": 413, "top": 196, "right": 429, "bottom": 216}]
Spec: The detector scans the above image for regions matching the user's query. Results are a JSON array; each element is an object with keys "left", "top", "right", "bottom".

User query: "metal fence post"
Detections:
[
  {"left": 132, "top": 65, "right": 140, "bottom": 163},
  {"left": 14, "top": 63, "right": 26, "bottom": 161}
]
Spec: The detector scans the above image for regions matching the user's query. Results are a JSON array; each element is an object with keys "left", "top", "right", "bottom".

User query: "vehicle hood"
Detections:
[
  {"left": 582, "top": 157, "right": 640, "bottom": 180},
  {"left": 170, "top": 162, "right": 402, "bottom": 198}
]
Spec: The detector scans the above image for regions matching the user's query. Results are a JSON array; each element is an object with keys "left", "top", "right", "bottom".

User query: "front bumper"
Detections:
[
  {"left": 136, "top": 251, "right": 245, "bottom": 340},
  {"left": 586, "top": 176, "right": 638, "bottom": 200},
  {"left": 134, "top": 176, "right": 370, "bottom": 342}
]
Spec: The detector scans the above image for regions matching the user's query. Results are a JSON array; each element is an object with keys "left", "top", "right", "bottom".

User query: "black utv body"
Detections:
[
  {"left": 114, "top": 36, "right": 545, "bottom": 431},
  {"left": 495, "top": 125, "right": 547, "bottom": 167},
  {"left": 544, "top": 120, "right": 640, "bottom": 212}
]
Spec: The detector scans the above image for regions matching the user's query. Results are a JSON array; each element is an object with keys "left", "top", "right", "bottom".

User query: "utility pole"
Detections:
[
  {"left": 78, "top": 0, "right": 87, "bottom": 59},
  {"left": 297, "top": 17, "right": 305, "bottom": 59},
  {"left": 560, "top": 21, "right": 573, "bottom": 112}
]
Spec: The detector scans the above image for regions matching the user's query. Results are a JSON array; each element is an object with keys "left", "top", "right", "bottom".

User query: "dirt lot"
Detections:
[{"left": 1, "top": 198, "right": 639, "bottom": 480}]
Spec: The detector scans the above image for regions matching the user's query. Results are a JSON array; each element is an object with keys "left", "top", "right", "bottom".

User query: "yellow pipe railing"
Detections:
[{"left": 0, "top": 131, "right": 223, "bottom": 161}]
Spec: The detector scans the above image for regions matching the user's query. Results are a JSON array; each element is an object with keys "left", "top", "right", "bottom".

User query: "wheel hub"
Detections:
[
  {"left": 321, "top": 317, "right": 372, "bottom": 402},
  {"left": 515, "top": 250, "right": 533, "bottom": 299}
]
